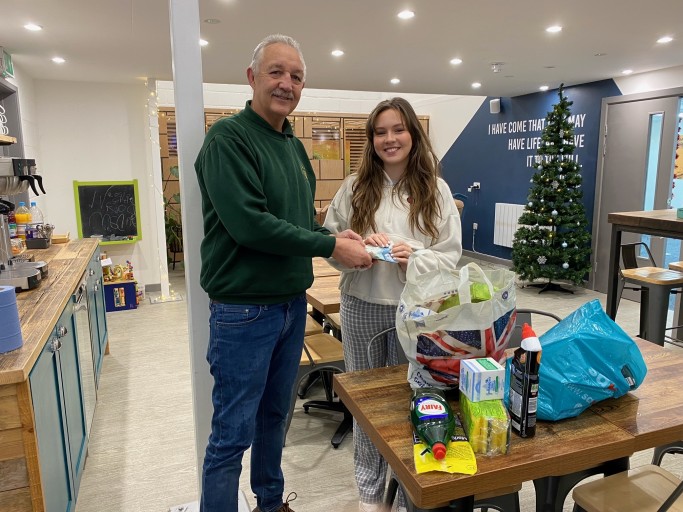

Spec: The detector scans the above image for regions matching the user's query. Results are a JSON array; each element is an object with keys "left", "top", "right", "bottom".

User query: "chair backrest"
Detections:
[
  {"left": 453, "top": 193, "right": 467, "bottom": 219},
  {"left": 621, "top": 241, "right": 656, "bottom": 270},
  {"left": 169, "top": 225, "right": 183, "bottom": 253},
  {"left": 367, "top": 327, "right": 408, "bottom": 367},
  {"left": 508, "top": 308, "right": 562, "bottom": 348}
]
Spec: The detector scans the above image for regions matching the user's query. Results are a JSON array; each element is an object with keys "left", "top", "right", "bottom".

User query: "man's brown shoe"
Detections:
[{"left": 251, "top": 492, "right": 296, "bottom": 512}]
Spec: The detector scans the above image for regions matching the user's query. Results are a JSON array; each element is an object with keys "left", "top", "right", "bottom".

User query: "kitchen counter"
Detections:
[{"left": 0, "top": 238, "right": 98, "bottom": 385}]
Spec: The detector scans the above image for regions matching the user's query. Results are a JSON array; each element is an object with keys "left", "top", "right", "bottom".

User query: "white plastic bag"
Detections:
[{"left": 396, "top": 256, "right": 516, "bottom": 389}]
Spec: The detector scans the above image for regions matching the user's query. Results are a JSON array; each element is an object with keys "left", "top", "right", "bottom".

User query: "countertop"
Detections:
[{"left": 0, "top": 239, "right": 98, "bottom": 385}]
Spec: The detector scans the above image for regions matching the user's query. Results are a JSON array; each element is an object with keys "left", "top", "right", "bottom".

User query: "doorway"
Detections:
[{"left": 592, "top": 88, "right": 683, "bottom": 307}]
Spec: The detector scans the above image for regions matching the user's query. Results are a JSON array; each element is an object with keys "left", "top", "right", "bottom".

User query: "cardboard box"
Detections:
[
  {"left": 103, "top": 280, "right": 138, "bottom": 312},
  {"left": 459, "top": 357, "right": 505, "bottom": 402},
  {"left": 320, "top": 160, "right": 344, "bottom": 180},
  {"left": 314, "top": 179, "right": 343, "bottom": 201}
]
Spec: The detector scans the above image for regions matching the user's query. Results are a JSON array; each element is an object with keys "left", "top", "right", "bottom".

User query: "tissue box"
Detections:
[
  {"left": 459, "top": 357, "right": 505, "bottom": 402},
  {"left": 459, "top": 394, "right": 511, "bottom": 455}
]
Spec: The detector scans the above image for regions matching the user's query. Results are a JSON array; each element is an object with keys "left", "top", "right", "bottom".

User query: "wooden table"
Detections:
[
  {"left": 606, "top": 209, "right": 683, "bottom": 321},
  {"left": 335, "top": 339, "right": 683, "bottom": 512},
  {"left": 306, "top": 274, "right": 341, "bottom": 317},
  {"left": 313, "top": 257, "right": 341, "bottom": 278}
]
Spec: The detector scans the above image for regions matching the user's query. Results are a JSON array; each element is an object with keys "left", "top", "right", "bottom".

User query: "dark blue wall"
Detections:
[{"left": 441, "top": 79, "right": 621, "bottom": 259}]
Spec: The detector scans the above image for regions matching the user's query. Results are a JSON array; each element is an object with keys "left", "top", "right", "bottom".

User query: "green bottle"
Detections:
[{"left": 410, "top": 388, "right": 456, "bottom": 459}]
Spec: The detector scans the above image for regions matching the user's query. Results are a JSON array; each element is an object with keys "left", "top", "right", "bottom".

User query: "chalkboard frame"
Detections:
[{"left": 73, "top": 180, "right": 142, "bottom": 245}]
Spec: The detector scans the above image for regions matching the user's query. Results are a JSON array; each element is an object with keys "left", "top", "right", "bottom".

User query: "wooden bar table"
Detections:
[
  {"left": 306, "top": 274, "right": 341, "bottom": 320},
  {"left": 312, "top": 257, "right": 341, "bottom": 278},
  {"left": 606, "top": 209, "right": 683, "bottom": 320},
  {"left": 335, "top": 366, "right": 636, "bottom": 512}
]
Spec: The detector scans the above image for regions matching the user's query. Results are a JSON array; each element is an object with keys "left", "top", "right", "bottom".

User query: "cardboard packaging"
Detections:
[{"left": 459, "top": 357, "right": 505, "bottom": 402}]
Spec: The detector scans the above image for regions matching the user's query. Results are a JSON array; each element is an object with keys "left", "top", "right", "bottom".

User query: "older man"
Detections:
[{"left": 195, "top": 34, "right": 371, "bottom": 512}]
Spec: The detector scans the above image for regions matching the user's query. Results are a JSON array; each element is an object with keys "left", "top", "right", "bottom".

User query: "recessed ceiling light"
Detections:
[
  {"left": 657, "top": 36, "right": 673, "bottom": 44},
  {"left": 331, "top": 50, "right": 344, "bottom": 57},
  {"left": 546, "top": 25, "right": 562, "bottom": 33},
  {"left": 397, "top": 10, "right": 415, "bottom": 19},
  {"left": 203, "top": 18, "right": 221, "bottom": 24},
  {"left": 594, "top": 53, "right": 607, "bottom": 57},
  {"left": 471, "top": 82, "right": 482, "bottom": 89},
  {"left": 200, "top": 39, "right": 209, "bottom": 47},
  {"left": 450, "top": 58, "right": 463, "bottom": 65},
  {"left": 24, "top": 23, "right": 43, "bottom": 31},
  {"left": 539, "top": 85, "right": 549, "bottom": 91},
  {"left": 390, "top": 78, "right": 401, "bottom": 85},
  {"left": 622, "top": 69, "right": 634, "bottom": 75},
  {"left": 51, "top": 57, "right": 65, "bottom": 64}
]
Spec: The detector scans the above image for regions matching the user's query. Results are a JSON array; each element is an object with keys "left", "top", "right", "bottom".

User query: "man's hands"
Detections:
[{"left": 332, "top": 231, "right": 372, "bottom": 269}]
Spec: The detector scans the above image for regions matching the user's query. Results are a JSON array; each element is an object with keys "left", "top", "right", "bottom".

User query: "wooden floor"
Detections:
[{"left": 74, "top": 261, "right": 683, "bottom": 512}]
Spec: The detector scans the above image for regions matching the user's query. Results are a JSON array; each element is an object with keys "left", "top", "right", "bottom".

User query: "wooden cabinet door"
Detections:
[{"left": 30, "top": 332, "right": 74, "bottom": 512}]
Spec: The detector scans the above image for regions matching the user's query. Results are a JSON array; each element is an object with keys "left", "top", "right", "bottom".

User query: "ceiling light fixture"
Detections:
[
  {"left": 51, "top": 57, "right": 65, "bottom": 64},
  {"left": 24, "top": 23, "right": 43, "bottom": 31},
  {"left": 657, "top": 36, "right": 673, "bottom": 44},
  {"left": 200, "top": 39, "right": 209, "bottom": 47},
  {"left": 331, "top": 50, "right": 344, "bottom": 57},
  {"left": 203, "top": 18, "right": 221, "bottom": 24},
  {"left": 390, "top": 78, "right": 401, "bottom": 85},
  {"left": 622, "top": 69, "right": 633, "bottom": 75},
  {"left": 491, "top": 62, "right": 504, "bottom": 73},
  {"left": 471, "top": 82, "right": 482, "bottom": 89},
  {"left": 450, "top": 58, "right": 463, "bottom": 65},
  {"left": 539, "top": 85, "right": 549, "bottom": 91},
  {"left": 546, "top": 25, "right": 562, "bottom": 33},
  {"left": 397, "top": 10, "right": 415, "bottom": 19},
  {"left": 594, "top": 53, "right": 607, "bottom": 57}
]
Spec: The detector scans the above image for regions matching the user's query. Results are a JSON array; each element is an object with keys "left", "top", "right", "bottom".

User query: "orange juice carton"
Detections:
[{"left": 459, "top": 357, "right": 505, "bottom": 402}]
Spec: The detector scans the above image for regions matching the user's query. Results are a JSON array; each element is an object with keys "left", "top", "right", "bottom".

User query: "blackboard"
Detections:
[{"left": 73, "top": 180, "right": 142, "bottom": 244}]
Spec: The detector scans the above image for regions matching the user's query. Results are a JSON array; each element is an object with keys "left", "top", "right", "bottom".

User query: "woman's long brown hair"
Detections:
[{"left": 350, "top": 97, "right": 442, "bottom": 241}]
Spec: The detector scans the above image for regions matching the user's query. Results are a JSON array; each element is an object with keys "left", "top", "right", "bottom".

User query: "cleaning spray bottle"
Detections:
[
  {"left": 508, "top": 323, "right": 542, "bottom": 438},
  {"left": 410, "top": 388, "right": 455, "bottom": 459}
]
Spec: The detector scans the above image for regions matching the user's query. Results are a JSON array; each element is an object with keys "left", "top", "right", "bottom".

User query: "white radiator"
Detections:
[{"left": 493, "top": 203, "right": 525, "bottom": 248}]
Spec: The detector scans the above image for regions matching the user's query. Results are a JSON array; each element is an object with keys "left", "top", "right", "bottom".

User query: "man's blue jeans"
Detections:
[{"left": 200, "top": 295, "right": 307, "bottom": 512}]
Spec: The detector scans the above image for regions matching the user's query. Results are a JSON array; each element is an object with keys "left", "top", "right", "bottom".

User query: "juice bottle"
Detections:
[
  {"left": 410, "top": 388, "right": 455, "bottom": 459},
  {"left": 14, "top": 202, "right": 31, "bottom": 240},
  {"left": 508, "top": 323, "right": 542, "bottom": 438}
]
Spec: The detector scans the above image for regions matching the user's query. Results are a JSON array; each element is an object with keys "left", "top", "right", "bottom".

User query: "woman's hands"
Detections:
[{"left": 364, "top": 233, "right": 413, "bottom": 272}]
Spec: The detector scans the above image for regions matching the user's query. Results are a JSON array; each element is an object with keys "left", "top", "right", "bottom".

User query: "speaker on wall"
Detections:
[{"left": 489, "top": 98, "right": 501, "bottom": 114}]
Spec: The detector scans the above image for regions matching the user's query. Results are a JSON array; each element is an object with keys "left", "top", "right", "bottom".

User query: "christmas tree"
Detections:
[{"left": 511, "top": 85, "right": 592, "bottom": 293}]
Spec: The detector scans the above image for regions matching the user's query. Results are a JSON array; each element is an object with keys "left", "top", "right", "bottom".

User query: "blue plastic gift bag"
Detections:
[{"left": 534, "top": 299, "right": 647, "bottom": 421}]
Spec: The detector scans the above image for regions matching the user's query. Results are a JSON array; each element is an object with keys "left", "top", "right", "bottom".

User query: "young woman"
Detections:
[{"left": 324, "top": 97, "right": 462, "bottom": 512}]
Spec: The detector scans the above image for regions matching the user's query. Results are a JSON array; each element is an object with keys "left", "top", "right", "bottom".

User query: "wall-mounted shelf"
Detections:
[{"left": 0, "top": 134, "right": 17, "bottom": 145}]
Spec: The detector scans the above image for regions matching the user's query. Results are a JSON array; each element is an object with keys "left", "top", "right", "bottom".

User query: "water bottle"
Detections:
[
  {"left": 508, "top": 323, "right": 542, "bottom": 438},
  {"left": 410, "top": 388, "right": 456, "bottom": 459},
  {"left": 28, "top": 202, "right": 45, "bottom": 239},
  {"left": 14, "top": 202, "right": 31, "bottom": 240}
]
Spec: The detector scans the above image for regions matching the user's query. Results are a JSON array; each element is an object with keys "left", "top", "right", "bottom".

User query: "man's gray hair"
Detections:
[{"left": 250, "top": 34, "right": 306, "bottom": 81}]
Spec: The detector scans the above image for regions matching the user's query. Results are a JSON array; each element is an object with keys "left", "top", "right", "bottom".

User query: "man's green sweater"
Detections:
[{"left": 194, "top": 101, "right": 336, "bottom": 304}]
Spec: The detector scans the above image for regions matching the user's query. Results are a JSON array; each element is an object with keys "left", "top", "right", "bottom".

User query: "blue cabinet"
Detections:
[
  {"left": 87, "top": 248, "right": 108, "bottom": 385},
  {"left": 29, "top": 300, "right": 87, "bottom": 512}
]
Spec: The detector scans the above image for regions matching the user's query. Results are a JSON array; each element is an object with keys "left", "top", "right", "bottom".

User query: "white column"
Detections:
[{"left": 168, "top": 0, "right": 211, "bottom": 493}]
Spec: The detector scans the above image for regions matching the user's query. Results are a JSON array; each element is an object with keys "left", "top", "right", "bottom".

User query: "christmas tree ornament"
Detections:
[
  {"left": 562, "top": 242, "right": 568, "bottom": 248},
  {"left": 552, "top": 210, "right": 558, "bottom": 216},
  {"left": 538, "top": 256, "right": 547, "bottom": 264},
  {"left": 563, "top": 262, "right": 569, "bottom": 269},
  {"left": 528, "top": 202, "right": 533, "bottom": 207}
]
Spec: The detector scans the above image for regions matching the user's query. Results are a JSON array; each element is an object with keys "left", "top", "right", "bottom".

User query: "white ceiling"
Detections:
[{"left": 1, "top": 0, "right": 682, "bottom": 97}]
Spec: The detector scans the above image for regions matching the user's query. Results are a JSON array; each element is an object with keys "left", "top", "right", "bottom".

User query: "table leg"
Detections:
[
  {"left": 606, "top": 225, "right": 622, "bottom": 319},
  {"left": 643, "top": 285, "right": 669, "bottom": 346}
]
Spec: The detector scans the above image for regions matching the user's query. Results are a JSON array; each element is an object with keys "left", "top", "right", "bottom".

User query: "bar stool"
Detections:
[
  {"left": 619, "top": 243, "right": 683, "bottom": 345},
  {"left": 323, "top": 312, "right": 342, "bottom": 340}
]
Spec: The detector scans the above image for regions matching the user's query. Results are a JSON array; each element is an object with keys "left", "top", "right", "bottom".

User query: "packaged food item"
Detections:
[
  {"left": 508, "top": 323, "right": 541, "bottom": 438},
  {"left": 459, "top": 394, "right": 511, "bottom": 455},
  {"left": 460, "top": 357, "right": 505, "bottom": 402}
]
